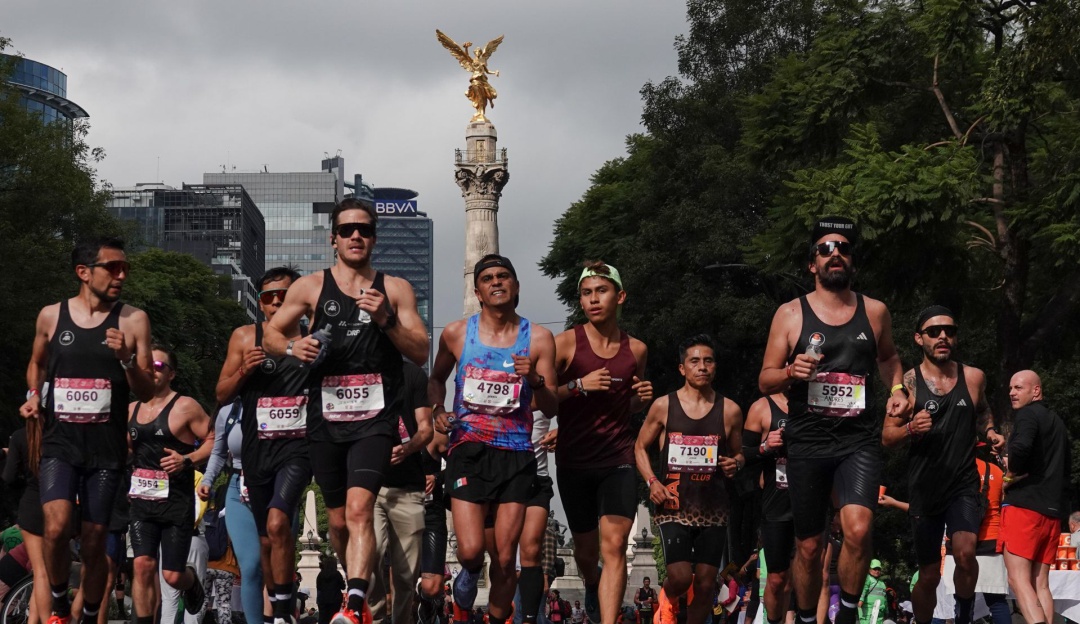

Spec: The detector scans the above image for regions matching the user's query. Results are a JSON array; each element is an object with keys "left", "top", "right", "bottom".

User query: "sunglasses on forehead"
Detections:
[
  {"left": 85, "top": 260, "right": 130, "bottom": 276},
  {"left": 258, "top": 288, "right": 288, "bottom": 305},
  {"left": 813, "top": 241, "right": 853, "bottom": 257},
  {"left": 919, "top": 325, "right": 958, "bottom": 338},
  {"left": 334, "top": 222, "right": 376, "bottom": 239}
]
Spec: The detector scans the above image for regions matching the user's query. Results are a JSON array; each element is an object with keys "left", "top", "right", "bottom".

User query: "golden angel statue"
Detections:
[{"left": 436, "top": 30, "right": 504, "bottom": 123}]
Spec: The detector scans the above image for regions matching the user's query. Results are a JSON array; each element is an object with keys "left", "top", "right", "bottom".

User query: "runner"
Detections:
[
  {"left": 757, "top": 217, "right": 908, "bottom": 624},
  {"left": 264, "top": 198, "right": 429, "bottom": 624},
  {"left": 128, "top": 345, "right": 214, "bottom": 624},
  {"left": 214, "top": 266, "right": 311, "bottom": 624},
  {"left": 19, "top": 236, "right": 155, "bottom": 624},
  {"left": 632, "top": 578, "right": 656, "bottom": 624},
  {"left": 635, "top": 335, "right": 743, "bottom": 624},
  {"left": 417, "top": 430, "right": 450, "bottom": 624},
  {"left": 429, "top": 254, "right": 558, "bottom": 624},
  {"left": 881, "top": 306, "right": 1000, "bottom": 624},
  {"left": 742, "top": 393, "right": 792, "bottom": 624},
  {"left": 553, "top": 261, "right": 651, "bottom": 624}
]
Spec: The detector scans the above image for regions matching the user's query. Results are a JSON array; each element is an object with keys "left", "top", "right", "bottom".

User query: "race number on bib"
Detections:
[
  {"left": 52, "top": 378, "right": 112, "bottom": 423},
  {"left": 462, "top": 365, "right": 522, "bottom": 416},
  {"left": 775, "top": 458, "right": 788, "bottom": 490},
  {"left": 808, "top": 372, "right": 866, "bottom": 417},
  {"left": 256, "top": 396, "right": 307, "bottom": 439},
  {"left": 129, "top": 468, "right": 169, "bottom": 501},
  {"left": 667, "top": 433, "right": 719, "bottom": 474},
  {"left": 321, "top": 374, "right": 385, "bottom": 422}
]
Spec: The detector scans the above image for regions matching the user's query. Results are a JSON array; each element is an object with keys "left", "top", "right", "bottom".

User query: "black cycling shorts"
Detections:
[
  {"left": 556, "top": 464, "right": 637, "bottom": 534},
  {"left": 421, "top": 497, "right": 449, "bottom": 575},
  {"left": 527, "top": 475, "right": 555, "bottom": 510},
  {"left": 787, "top": 445, "right": 883, "bottom": 540},
  {"left": 310, "top": 436, "right": 393, "bottom": 508},
  {"left": 657, "top": 522, "right": 727, "bottom": 567},
  {"left": 444, "top": 443, "right": 536, "bottom": 504},
  {"left": 19, "top": 484, "right": 44, "bottom": 537},
  {"left": 129, "top": 519, "right": 192, "bottom": 572},
  {"left": 106, "top": 531, "right": 127, "bottom": 566},
  {"left": 247, "top": 461, "right": 312, "bottom": 537},
  {"left": 761, "top": 519, "right": 796, "bottom": 574},
  {"left": 912, "top": 494, "right": 983, "bottom": 567},
  {"left": 39, "top": 458, "right": 120, "bottom": 526}
]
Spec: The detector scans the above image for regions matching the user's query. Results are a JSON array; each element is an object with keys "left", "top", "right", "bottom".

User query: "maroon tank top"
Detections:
[{"left": 555, "top": 325, "right": 638, "bottom": 469}]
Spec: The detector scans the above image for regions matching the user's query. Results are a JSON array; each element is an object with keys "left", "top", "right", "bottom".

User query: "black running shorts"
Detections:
[
  {"left": 912, "top": 494, "right": 983, "bottom": 567},
  {"left": 657, "top": 522, "right": 727, "bottom": 567},
  {"left": 556, "top": 464, "right": 637, "bottom": 534},
  {"left": 247, "top": 461, "right": 313, "bottom": 537},
  {"left": 444, "top": 442, "right": 536, "bottom": 504},
  {"left": 310, "top": 436, "right": 393, "bottom": 508},
  {"left": 39, "top": 458, "right": 120, "bottom": 526},
  {"left": 787, "top": 445, "right": 883, "bottom": 540},
  {"left": 129, "top": 519, "right": 193, "bottom": 572}
]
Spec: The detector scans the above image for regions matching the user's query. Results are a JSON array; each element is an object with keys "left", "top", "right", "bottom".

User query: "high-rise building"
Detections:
[
  {"left": 371, "top": 187, "right": 433, "bottom": 364},
  {"left": 2, "top": 54, "right": 88, "bottom": 123},
  {"left": 107, "top": 184, "right": 266, "bottom": 320},
  {"left": 204, "top": 157, "right": 345, "bottom": 275}
]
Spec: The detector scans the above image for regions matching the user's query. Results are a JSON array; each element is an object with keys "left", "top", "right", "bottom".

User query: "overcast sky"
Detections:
[{"left": 5, "top": 1, "right": 688, "bottom": 527}]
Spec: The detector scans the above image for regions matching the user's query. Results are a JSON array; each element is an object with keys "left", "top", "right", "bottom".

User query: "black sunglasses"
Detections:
[
  {"left": 153, "top": 360, "right": 173, "bottom": 372},
  {"left": 813, "top": 241, "right": 853, "bottom": 257},
  {"left": 258, "top": 288, "right": 288, "bottom": 305},
  {"left": 919, "top": 325, "right": 958, "bottom": 338},
  {"left": 335, "top": 222, "right": 376, "bottom": 239},
  {"left": 85, "top": 260, "right": 130, "bottom": 276}
]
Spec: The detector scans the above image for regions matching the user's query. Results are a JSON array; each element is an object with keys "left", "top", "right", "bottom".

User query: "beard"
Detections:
[
  {"left": 818, "top": 260, "right": 852, "bottom": 291},
  {"left": 922, "top": 341, "right": 953, "bottom": 364},
  {"left": 90, "top": 283, "right": 121, "bottom": 303}
]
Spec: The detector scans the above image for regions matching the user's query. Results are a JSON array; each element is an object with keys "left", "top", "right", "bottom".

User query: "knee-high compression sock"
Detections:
[
  {"left": 274, "top": 584, "right": 294, "bottom": 618},
  {"left": 518, "top": 566, "right": 544, "bottom": 624},
  {"left": 50, "top": 583, "right": 70, "bottom": 616},
  {"left": 835, "top": 591, "right": 859, "bottom": 624}
]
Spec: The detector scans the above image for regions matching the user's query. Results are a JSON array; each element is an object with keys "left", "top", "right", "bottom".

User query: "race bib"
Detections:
[
  {"left": 255, "top": 396, "right": 307, "bottom": 439},
  {"left": 239, "top": 474, "right": 249, "bottom": 503},
  {"left": 129, "top": 468, "right": 169, "bottom": 500},
  {"left": 397, "top": 417, "right": 412, "bottom": 444},
  {"left": 808, "top": 372, "right": 866, "bottom": 417},
  {"left": 52, "top": 378, "right": 112, "bottom": 423},
  {"left": 462, "top": 365, "right": 522, "bottom": 416},
  {"left": 667, "top": 433, "right": 718, "bottom": 474},
  {"left": 321, "top": 374, "right": 385, "bottom": 422},
  {"left": 775, "top": 458, "right": 788, "bottom": 490}
]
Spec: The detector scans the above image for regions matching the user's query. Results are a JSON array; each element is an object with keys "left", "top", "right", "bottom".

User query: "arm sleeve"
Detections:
[
  {"left": 1007, "top": 408, "right": 1038, "bottom": 474},
  {"left": 2, "top": 433, "right": 24, "bottom": 486},
  {"left": 742, "top": 430, "right": 766, "bottom": 466},
  {"left": 200, "top": 405, "right": 233, "bottom": 489},
  {"left": 410, "top": 364, "right": 429, "bottom": 409}
]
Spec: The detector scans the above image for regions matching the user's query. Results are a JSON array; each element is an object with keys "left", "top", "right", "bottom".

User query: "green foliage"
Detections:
[{"left": 121, "top": 249, "right": 249, "bottom": 408}]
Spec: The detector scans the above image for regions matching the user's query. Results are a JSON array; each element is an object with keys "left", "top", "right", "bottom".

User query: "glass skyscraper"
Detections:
[{"left": 2, "top": 54, "right": 88, "bottom": 123}]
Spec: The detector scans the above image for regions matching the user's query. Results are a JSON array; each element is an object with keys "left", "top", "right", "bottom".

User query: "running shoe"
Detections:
[
  {"left": 183, "top": 570, "right": 206, "bottom": 615},
  {"left": 274, "top": 617, "right": 297, "bottom": 624},
  {"left": 452, "top": 602, "right": 472, "bottom": 624},
  {"left": 584, "top": 586, "right": 601, "bottom": 624},
  {"left": 46, "top": 615, "right": 71, "bottom": 624},
  {"left": 655, "top": 589, "right": 677, "bottom": 624},
  {"left": 453, "top": 568, "right": 479, "bottom": 611},
  {"left": 330, "top": 603, "right": 372, "bottom": 624}
]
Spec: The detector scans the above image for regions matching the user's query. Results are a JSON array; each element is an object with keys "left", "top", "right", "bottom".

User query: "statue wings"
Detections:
[
  {"left": 436, "top": 30, "right": 475, "bottom": 71},
  {"left": 476, "top": 35, "right": 504, "bottom": 62}
]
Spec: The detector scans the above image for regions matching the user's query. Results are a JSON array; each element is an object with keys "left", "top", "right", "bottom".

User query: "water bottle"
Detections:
[
  {"left": 309, "top": 324, "right": 333, "bottom": 368},
  {"left": 805, "top": 333, "right": 824, "bottom": 361}
]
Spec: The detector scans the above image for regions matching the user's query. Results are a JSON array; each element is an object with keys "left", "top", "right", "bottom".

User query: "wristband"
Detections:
[
  {"left": 906, "top": 422, "right": 914, "bottom": 437},
  {"left": 647, "top": 476, "right": 659, "bottom": 487},
  {"left": 26, "top": 388, "right": 39, "bottom": 401},
  {"left": 785, "top": 364, "right": 793, "bottom": 379},
  {"left": 890, "top": 383, "right": 905, "bottom": 395},
  {"left": 759, "top": 441, "right": 769, "bottom": 455}
]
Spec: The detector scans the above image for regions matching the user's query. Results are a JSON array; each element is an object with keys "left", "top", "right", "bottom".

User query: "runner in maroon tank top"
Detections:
[{"left": 553, "top": 261, "right": 652, "bottom": 624}]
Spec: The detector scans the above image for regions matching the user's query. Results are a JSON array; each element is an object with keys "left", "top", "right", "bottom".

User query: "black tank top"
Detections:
[
  {"left": 761, "top": 397, "right": 792, "bottom": 523},
  {"left": 43, "top": 300, "right": 131, "bottom": 470},
  {"left": 786, "top": 294, "right": 878, "bottom": 459},
  {"left": 654, "top": 391, "right": 730, "bottom": 527},
  {"left": 128, "top": 394, "right": 196, "bottom": 525},
  {"left": 307, "top": 269, "right": 404, "bottom": 442},
  {"left": 240, "top": 323, "right": 311, "bottom": 482},
  {"left": 907, "top": 364, "right": 979, "bottom": 515}
]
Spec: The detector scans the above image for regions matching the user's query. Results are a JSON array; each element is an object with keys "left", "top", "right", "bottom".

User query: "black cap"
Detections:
[
  {"left": 812, "top": 216, "right": 859, "bottom": 245},
  {"left": 473, "top": 254, "right": 517, "bottom": 286},
  {"left": 915, "top": 305, "right": 956, "bottom": 331}
]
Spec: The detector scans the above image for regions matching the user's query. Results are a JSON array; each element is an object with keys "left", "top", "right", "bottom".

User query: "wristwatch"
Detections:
[
  {"left": 566, "top": 379, "right": 581, "bottom": 395},
  {"left": 286, "top": 340, "right": 295, "bottom": 357},
  {"left": 119, "top": 353, "right": 137, "bottom": 370},
  {"left": 182, "top": 455, "right": 193, "bottom": 469},
  {"left": 381, "top": 307, "right": 398, "bottom": 330}
]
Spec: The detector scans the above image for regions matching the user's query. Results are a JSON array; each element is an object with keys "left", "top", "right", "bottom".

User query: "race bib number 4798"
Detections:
[
  {"left": 808, "top": 372, "right": 866, "bottom": 417},
  {"left": 462, "top": 365, "right": 522, "bottom": 416}
]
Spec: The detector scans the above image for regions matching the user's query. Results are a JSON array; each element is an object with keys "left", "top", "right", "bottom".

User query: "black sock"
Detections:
[
  {"left": 137, "top": 617, "right": 154, "bottom": 624},
  {"left": 264, "top": 616, "right": 274, "bottom": 624},
  {"left": 767, "top": 618, "right": 782, "bottom": 624},
  {"left": 275, "top": 584, "right": 294, "bottom": 618},
  {"left": 518, "top": 566, "right": 543, "bottom": 624},
  {"left": 50, "top": 583, "right": 70, "bottom": 616},
  {"left": 347, "top": 578, "right": 369, "bottom": 613},
  {"left": 82, "top": 599, "right": 101, "bottom": 618},
  {"left": 796, "top": 607, "right": 816, "bottom": 624},
  {"left": 836, "top": 591, "right": 859, "bottom": 624}
]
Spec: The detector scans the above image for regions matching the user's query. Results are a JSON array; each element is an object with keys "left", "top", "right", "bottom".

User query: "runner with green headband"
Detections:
[{"left": 553, "top": 260, "right": 652, "bottom": 624}]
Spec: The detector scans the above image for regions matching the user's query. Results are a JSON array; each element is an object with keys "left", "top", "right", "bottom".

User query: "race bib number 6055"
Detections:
[{"left": 322, "top": 374, "right": 385, "bottom": 422}]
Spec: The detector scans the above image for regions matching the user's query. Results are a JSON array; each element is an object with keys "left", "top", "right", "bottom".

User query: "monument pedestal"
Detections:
[
  {"left": 625, "top": 541, "right": 658, "bottom": 605},
  {"left": 455, "top": 121, "right": 509, "bottom": 316}
]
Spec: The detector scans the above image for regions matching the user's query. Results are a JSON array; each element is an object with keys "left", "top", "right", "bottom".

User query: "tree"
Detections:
[{"left": 120, "top": 249, "right": 250, "bottom": 408}]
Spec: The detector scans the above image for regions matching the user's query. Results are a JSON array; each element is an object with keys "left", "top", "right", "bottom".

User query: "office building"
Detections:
[{"left": 2, "top": 54, "right": 88, "bottom": 122}]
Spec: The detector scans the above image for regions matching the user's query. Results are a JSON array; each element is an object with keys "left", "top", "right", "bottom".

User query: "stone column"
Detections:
[
  {"left": 455, "top": 120, "right": 509, "bottom": 317},
  {"left": 297, "top": 490, "right": 324, "bottom": 602}
]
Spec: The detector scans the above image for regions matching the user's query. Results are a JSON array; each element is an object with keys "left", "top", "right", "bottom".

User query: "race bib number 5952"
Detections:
[{"left": 808, "top": 372, "right": 866, "bottom": 417}]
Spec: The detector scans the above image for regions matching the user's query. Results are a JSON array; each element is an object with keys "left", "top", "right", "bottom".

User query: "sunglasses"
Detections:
[
  {"left": 85, "top": 260, "right": 130, "bottom": 276},
  {"left": 814, "top": 241, "right": 853, "bottom": 257},
  {"left": 335, "top": 222, "right": 376, "bottom": 239},
  {"left": 258, "top": 288, "right": 288, "bottom": 305},
  {"left": 919, "top": 325, "right": 958, "bottom": 338},
  {"left": 153, "top": 360, "right": 173, "bottom": 372}
]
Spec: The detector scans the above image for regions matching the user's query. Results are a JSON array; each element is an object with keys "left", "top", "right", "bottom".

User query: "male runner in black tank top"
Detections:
[
  {"left": 635, "top": 335, "right": 743, "bottom": 624},
  {"left": 20, "top": 237, "right": 156, "bottom": 624},
  {"left": 212, "top": 266, "right": 311, "bottom": 624},
  {"left": 742, "top": 393, "right": 793, "bottom": 624},
  {"left": 882, "top": 306, "right": 1000, "bottom": 624},
  {"left": 552, "top": 261, "right": 652, "bottom": 624},
  {"left": 264, "top": 199, "right": 429, "bottom": 624},
  {"left": 127, "top": 346, "right": 214, "bottom": 624},
  {"left": 758, "top": 217, "right": 907, "bottom": 624}
]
